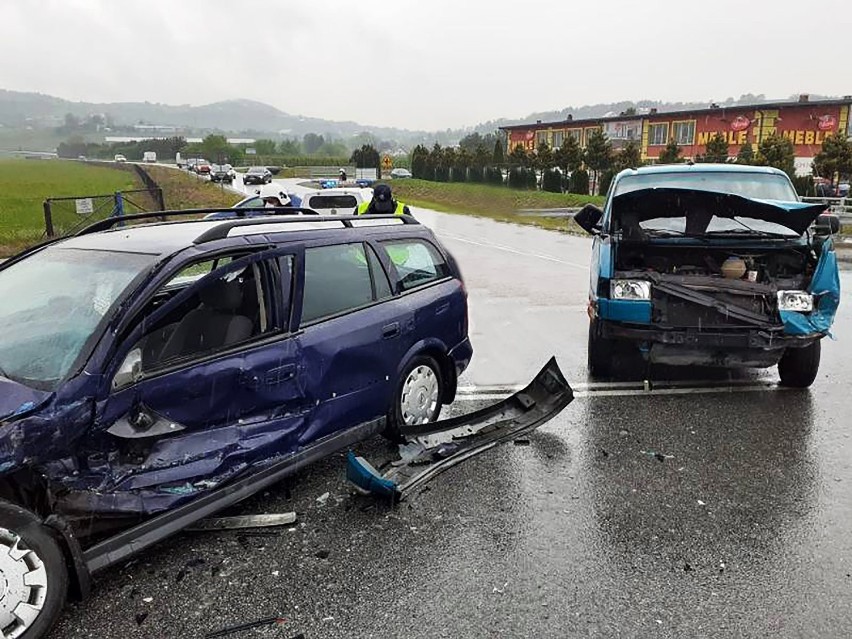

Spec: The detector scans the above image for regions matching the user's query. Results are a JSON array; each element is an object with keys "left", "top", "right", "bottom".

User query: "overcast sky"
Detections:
[{"left": 1, "top": 0, "right": 849, "bottom": 131}]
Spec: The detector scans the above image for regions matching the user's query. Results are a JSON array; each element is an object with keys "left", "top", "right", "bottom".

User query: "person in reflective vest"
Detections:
[{"left": 357, "top": 183, "right": 411, "bottom": 216}]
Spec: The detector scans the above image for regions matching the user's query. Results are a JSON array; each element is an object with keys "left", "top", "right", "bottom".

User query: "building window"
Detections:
[
  {"left": 536, "top": 131, "right": 548, "bottom": 147},
  {"left": 648, "top": 123, "right": 669, "bottom": 146},
  {"left": 584, "top": 127, "right": 600, "bottom": 146},
  {"left": 673, "top": 120, "right": 696, "bottom": 145},
  {"left": 566, "top": 129, "right": 581, "bottom": 142},
  {"left": 552, "top": 130, "right": 564, "bottom": 148}
]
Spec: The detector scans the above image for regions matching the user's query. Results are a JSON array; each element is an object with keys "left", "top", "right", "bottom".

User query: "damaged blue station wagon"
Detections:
[
  {"left": 576, "top": 164, "right": 840, "bottom": 386},
  {"left": 0, "top": 210, "right": 472, "bottom": 637}
]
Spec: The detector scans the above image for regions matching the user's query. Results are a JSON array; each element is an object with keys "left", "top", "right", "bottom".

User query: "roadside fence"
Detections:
[{"left": 43, "top": 187, "right": 164, "bottom": 238}]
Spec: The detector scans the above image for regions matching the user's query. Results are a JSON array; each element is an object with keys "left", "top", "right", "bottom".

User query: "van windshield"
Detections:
[
  {"left": 614, "top": 171, "right": 798, "bottom": 201},
  {"left": 0, "top": 247, "right": 156, "bottom": 390}
]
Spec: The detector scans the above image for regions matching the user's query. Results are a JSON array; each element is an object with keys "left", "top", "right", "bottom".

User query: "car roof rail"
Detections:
[
  {"left": 193, "top": 213, "right": 419, "bottom": 244},
  {"left": 74, "top": 207, "right": 324, "bottom": 236}
]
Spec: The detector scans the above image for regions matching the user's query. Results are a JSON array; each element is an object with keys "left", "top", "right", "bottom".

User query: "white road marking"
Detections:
[{"left": 436, "top": 232, "right": 587, "bottom": 270}]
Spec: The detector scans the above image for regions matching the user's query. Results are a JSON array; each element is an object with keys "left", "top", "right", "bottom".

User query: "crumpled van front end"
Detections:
[{"left": 580, "top": 166, "right": 840, "bottom": 386}]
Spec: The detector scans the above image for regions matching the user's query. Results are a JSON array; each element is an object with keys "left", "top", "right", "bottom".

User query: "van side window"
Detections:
[
  {"left": 380, "top": 239, "right": 449, "bottom": 291},
  {"left": 135, "top": 256, "right": 283, "bottom": 372},
  {"left": 301, "top": 243, "right": 384, "bottom": 324}
]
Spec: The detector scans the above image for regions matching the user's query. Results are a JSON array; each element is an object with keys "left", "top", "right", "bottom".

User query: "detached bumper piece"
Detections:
[{"left": 347, "top": 357, "right": 573, "bottom": 501}]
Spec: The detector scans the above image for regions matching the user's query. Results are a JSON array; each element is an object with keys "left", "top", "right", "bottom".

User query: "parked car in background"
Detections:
[
  {"left": 390, "top": 168, "right": 413, "bottom": 179},
  {"left": 194, "top": 160, "right": 212, "bottom": 175},
  {"left": 0, "top": 209, "right": 471, "bottom": 637},
  {"left": 209, "top": 164, "right": 237, "bottom": 184},
  {"left": 143, "top": 151, "right": 157, "bottom": 163},
  {"left": 576, "top": 164, "right": 840, "bottom": 387},
  {"left": 243, "top": 166, "right": 272, "bottom": 185},
  {"left": 300, "top": 187, "right": 373, "bottom": 215},
  {"left": 114, "top": 154, "right": 127, "bottom": 163}
]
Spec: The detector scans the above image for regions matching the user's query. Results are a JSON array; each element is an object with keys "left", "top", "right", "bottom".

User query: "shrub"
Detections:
[
  {"left": 542, "top": 169, "right": 562, "bottom": 193},
  {"left": 569, "top": 169, "right": 590, "bottom": 195}
]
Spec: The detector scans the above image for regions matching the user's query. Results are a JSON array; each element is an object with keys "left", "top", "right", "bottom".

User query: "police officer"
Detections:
[{"left": 357, "top": 184, "right": 411, "bottom": 216}]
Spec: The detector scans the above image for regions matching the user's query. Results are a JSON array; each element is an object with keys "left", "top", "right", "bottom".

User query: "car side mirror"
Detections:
[
  {"left": 815, "top": 213, "right": 840, "bottom": 235},
  {"left": 574, "top": 203, "right": 604, "bottom": 235},
  {"left": 112, "top": 348, "right": 143, "bottom": 390}
]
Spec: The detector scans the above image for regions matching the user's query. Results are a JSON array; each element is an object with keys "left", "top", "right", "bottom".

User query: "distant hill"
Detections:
[{"left": 0, "top": 89, "right": 841, "bottom": 150}]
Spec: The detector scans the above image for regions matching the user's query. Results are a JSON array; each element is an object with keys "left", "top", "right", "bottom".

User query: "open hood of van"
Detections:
[
  {"left": 0, "top": 376, "right": 51, "bottom": 421},
  {"left": 612, "top": 187, "right": 827, "bottom": 236}
]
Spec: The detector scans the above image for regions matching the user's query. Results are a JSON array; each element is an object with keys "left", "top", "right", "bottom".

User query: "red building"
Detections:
[{"left": 501, "top": 96, "right": 852, "bottom": 175}]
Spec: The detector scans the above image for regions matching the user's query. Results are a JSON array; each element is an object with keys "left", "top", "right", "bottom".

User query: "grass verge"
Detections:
[
  {"left": 371, "top": 179, "right": 603, "bottom": 233},
  {"left": 0, "top": 159, "right": 141, "bottom": 255},
  {"left": 143, "top": 166, "right": 242, "bottom": 210}
]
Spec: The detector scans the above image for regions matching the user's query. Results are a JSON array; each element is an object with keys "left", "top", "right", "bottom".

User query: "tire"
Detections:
[
  {"left": 383, "top": 355, "right": 444, "bottom": 442},
  {"left": 587, "top": 320, "right": 615, "bottom": 379},
  {"left": 778, "top": 340, "right": 821, "bottom": 388},
  {"left": 0, "top": 501, "right": 68, "bottom": 639}
]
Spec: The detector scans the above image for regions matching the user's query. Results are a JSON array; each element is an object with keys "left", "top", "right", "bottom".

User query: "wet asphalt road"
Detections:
[{"left": 49, "top": 189, "right": 852, "bottom": 638}]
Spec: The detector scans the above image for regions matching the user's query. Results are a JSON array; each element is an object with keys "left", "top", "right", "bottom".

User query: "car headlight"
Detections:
[
  {"left": 610, "top": 279, "right": 651, "bottom": 300},
  {"left": 777, "top": 290, "right": 813, "bottom": 312}
]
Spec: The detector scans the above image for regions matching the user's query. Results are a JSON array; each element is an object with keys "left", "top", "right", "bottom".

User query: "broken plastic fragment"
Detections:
[{"left": 187, "top": 513, "right": 297, "bottom": 532}]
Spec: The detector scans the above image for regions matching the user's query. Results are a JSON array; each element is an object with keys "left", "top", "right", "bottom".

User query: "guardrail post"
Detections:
[
  {"left": 155, "top": 187, "right": 165, "bottom": 211},
  {"left": 43, "top": 200, "right": 54, "bottom": 238},
  {"left": 113, "top": 192, "right": 125, "bottom": 227}
]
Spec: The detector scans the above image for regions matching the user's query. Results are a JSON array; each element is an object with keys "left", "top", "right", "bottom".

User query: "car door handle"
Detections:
[
  {"left": 435, "top": 302, "right": 450, "bottom": 315},
  {"left": 382, "top": 322, "right": 401, "bottom": 339}
]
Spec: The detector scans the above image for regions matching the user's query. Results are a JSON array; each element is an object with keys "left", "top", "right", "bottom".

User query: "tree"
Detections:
[
  {"left": 658, "top": 139, "right": 683, "bottom": 164},
  {"left": 451, "top": 147, "right": 470, "bottom": 182},
  {"left": 756, "top": 133, "right": 795, "bottom": 177},
  {"left": 702, "top": 133, "right": 729, "bottom": 163},
  {"left": 584, "top": 129, "right": 613, "bottom": 194},
  {"left": 411, "top": 144, "right": 430, "bottom": 179},
  {"left": 302, "top": 133, "right": 325, "bottom": 155},
  {"left": 431, "top": 144, "right": 450, "bottom": 181},
  {"left": 613, "top": 139, "right": 642, "bottom": 171},
  {"left": 813, "top": 133, "right": 852, "bottom": 186},
  {"left": 569, "top": 168, "right": 590, "bottom": 195},
  {"left": 253, "top": 139, "right": 278, "bottom": 155},
  {"left": 554, "top": 134, "right": 583, "bottom": 175},
  {"left": 536, "top": 141, "right": 554, "bottom": 170},
  {"left": 200, "top": 135, "right": 233, "bottom": 164},
  {"left": 508, "top": 144, "right": 532, "bottom": 169},
  {"left": 279, "top": 139, "right": 301, "bottom": 155},
  {"left": 350, "top": 144, "right": 380, "bottom": 171},
  {"left": 492, "top": 137, "right": 505, "bottom": 166},
  {"left": 737, "top": 142, "right": 755, "bottom": 164}
]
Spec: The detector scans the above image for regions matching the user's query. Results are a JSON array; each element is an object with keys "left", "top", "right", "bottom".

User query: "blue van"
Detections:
[
  {"left": 0, "top": 210, "right": 471, "bottom": 637},
  {"left": 575, "top": 164, "right": 840, "bottom": 386}
]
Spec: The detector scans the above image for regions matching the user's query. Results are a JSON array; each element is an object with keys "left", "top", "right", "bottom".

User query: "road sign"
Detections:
[
  {"left": 75, "top": 198, "right": 94, "bottom": 216},
  {"left": 382, "top": 155, "right": 393, "bottom": 170}
]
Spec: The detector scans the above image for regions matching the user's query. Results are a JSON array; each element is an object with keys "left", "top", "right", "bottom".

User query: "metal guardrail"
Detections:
[{"left": 801, "top": 197, "right": 852, "bottom": 221}]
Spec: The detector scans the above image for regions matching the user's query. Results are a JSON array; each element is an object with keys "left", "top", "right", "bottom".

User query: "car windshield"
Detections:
[
  {"left": 614, "top": 171, "right": 798, "bottom": 201},
  {"left": 248, "top": 168, "right": 265, "bottom": 174},
  {"left": 0, "top": 246, "right": 156, "bottom": 390}
]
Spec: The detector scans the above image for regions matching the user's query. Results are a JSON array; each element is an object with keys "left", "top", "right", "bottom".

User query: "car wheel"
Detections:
[
  {"left": 0, "top": 501, "right": 68, "bottom": 639},
  {"left": 588, "top": 320, "right": 615, "bottom": 379},
  {"left": 384, "top": 355, "right": 444, "bottom": 442},
  {"left": 778, "top": 340, "right": 821, "bottom": 388}
]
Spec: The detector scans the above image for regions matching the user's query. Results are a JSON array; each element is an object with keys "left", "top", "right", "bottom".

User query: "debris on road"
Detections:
[
  {"left": 186, "top": 513, "right": 297, "bottom": 531},
  {"left": 347, "top": 358, "right": 573, "bottom": 501},
  {"left": 640, "top": 450, "right": 675, "bottom": 462},
  {"left": 513, "top": 438, "right": 531, "bottom": 446},
  {"left": 316, "top": 491, "right": 331, "bottom": 506},
  {"left": 204, "top": 616, "right": 288, "bottom": 638},
  {"left": 492, "top": 581, "right": 509, "bottom": 594}
]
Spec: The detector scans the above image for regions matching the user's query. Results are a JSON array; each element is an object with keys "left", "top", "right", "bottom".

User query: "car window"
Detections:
[
  {"left": 301, "top": 243, "right": 385, "bottom": 324},
  {"left": 381, "top": 239, "right": 450, "bottom": 291},
  {"left": 306, "top": 195, "right": 359, "bottom": 210},
  {"left": 0, "top": 247, "right": 156, "bottom": 390},
  {"left": 236, "top": 197, "right": 264, "bottom": 208},
  {"left": 366, "top": 244, "right": 393, "bottom": 300},
  {"left": 133, "top": 256, "right": 284, "bottom": 373}
]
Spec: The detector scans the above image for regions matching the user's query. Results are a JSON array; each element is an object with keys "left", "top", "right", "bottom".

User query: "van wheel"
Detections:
[
  {"left": 778, "top": 340, "right": 821, "bottom": 388},
  {"left": 0, "top": 501, "right": 68, "bottom": 639},
  {"left": 588, "top": 320, "right": 615, "bottom": 379},
  {"left": 383, "top": 356, "right": 443, "bottom": 442}
]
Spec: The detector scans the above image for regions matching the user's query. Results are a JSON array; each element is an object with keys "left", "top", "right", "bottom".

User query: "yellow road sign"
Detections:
[{"left": 382, "top": 155, "right": 393, "bottom": 169}]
